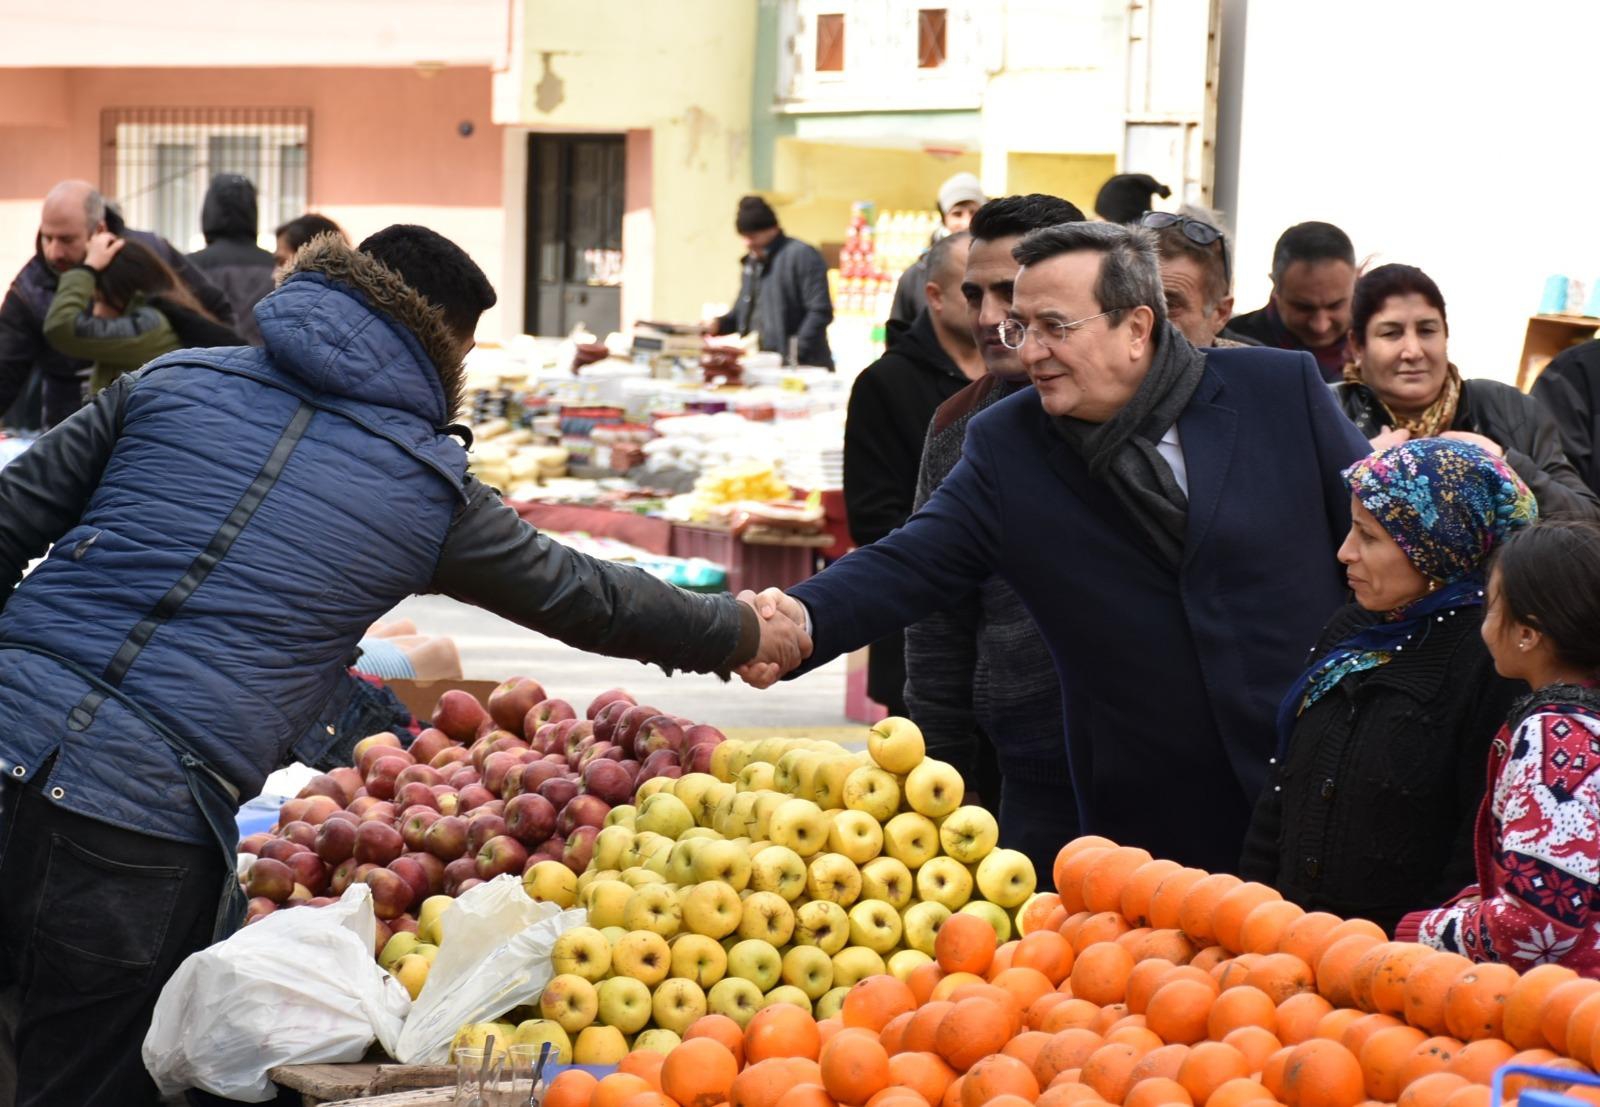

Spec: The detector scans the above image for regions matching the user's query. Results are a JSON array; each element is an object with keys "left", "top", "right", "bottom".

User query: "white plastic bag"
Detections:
[
  {"left": 393, "top": 875, "right": 585, "bottom": 1064},
  {"left": 142, "top": 883, "right": 411, "bottom": 1102}
]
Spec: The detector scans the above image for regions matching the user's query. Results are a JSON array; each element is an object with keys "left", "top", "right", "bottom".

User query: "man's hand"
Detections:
[
  {"left": 734, "top": 588, "right": 812, "bottom": 689},
  {"left": 84, "top": 231, "right": 123, "bottom": 272}
]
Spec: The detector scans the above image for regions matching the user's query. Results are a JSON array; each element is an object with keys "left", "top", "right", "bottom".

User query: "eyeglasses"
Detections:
[
  {"left": 1139, "top": 211, "right": 1231, "bottom": 287},
  {"left": 996, "top": 310, "right": 1119, "bottom": 350}
]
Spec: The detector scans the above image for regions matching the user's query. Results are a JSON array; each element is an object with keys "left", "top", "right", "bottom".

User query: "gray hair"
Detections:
[
  {"left": 1011, "top": 221, "right": 1168, "bottom": 329},
  {"left": 84, "top": 188, "right": 106, "bottom": 231},
  {"left": 923, "top": 230, "right": 970, "bottom": 291},
  {"left": 1150, "top": 203, "right": 1232, "bottom": 307}
]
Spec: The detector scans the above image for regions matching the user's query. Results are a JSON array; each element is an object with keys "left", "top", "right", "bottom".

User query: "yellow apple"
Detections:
[
  {"left": 868, "top": 716, "right": 925, "bottom": 774},
  {"left": 960, "top": 900, "right": 1012, "bottom": 942},
  {"left": 750, "top": 844, "right": 808, "bottom": 902},
  {"left": 916, "top": 856, "right": 974, "bottom": 910},
  {"left": 668, "top": 931, "right": 728, "bottom": 988},
  {"left": 691, "top": 838, "right": 752, "bottom": 891},
  {"left": 633, "top": 1028, "right": 682, "bottom": 1055},
  {"left": 651, "top": 977, "right": 709, "bottom": 1034},
  {"left": 512, "top": 1018, "right": 571, "bottom": 1063},
  {"left": 831, "top": 945, "right": 887, "bottom": 988},
  {"left": 794, "top": 899, "right": 850, "bottom": 955},
  {"left": 682, "top": 881, "right": 744, "bottom": 939},
  {"left": 622, "top": 883, "right": 683, "bottom": 938},
  {"left": 611, "top": 930, "right": 672, "bottom": 987},
  {"left": 550, "top": 926, "right": 611, "bottom": 982},
  {"left": 636, "top": 792, "right": 695, "bottom": 839},
  {"left": 843, "top": 765, "right": 900, "bottom": 822},
  {"left": 596, "top": 976, "right": 652, "bottom": 1034},
  {"left": 902, "top": 900, "right": 951, "bottom": 956},
  {"left": 812, "top": 757, "right": 856, "bottom": 809},
  {"left": 975, "top": 848, "right": 1036, "bottom": 908},
  {"left": 938, "top": 805, "right": 999, "bottom": 863},
  {"left": 539, "top": 973, "right": 599, "bottom": 1034},
  {"left": 827, "top": 810, "right": 884, "bottom": 865},
  {"left": 378, "top": 930, "right": 420, "bottom": 971},
  {"left": 814, "top": 985, "right": 850, "bottom": 1020},
  {"left": 415, "top": 894, "right": 455, "bottom": 945},
  {"left": 882, "top": 812, "right": 940, "bottom": 870},
  {"left": 583, "top": 879, "right": 634, "bottom": 929},
  {"left": 781, "top": 943, "right": 835, "bottom": 1000},
  {"left": 572, "top": 1024, "right": 629, "bottom": 1065},
  {"left": 592, "top": 826, "right": 635, "bottom": 873},
  {"left": 709, "top": 740, "right": 743, "bottom": 782},
  {"left": 726, "top": 938, "right": 783, "bottom": 992},
  {"left": 737, "top": 761, "right": 777, "bottom": 793},
  {"left": 887, "top": 948, "right": 934, "bottom": 982},
  {"left": 847, "top": 899, "right": 904, "bottom": 954},
  {"left": 859, "top": 856, "right": 914, "bottom": 909},
  {"left": 762, "top": 985, "right": 814, "bottom": 1013},
  {"left": 391, "top": 953, "right": 430, "bottom": 1000},
  {"left": 805, "top": 853, "right": 863, "bottom": 907},
  {"left": 603, "top": 803, "right": 637, "bottom": 829},
  {"left": 737, "top": 890, "right": 797, "bottom": 946},
  {"left": 903, "top": 758, "right": 964, "bottom": 819},
  {"left": 707, "top": 976, "right": 764, "bottom": 1028}
]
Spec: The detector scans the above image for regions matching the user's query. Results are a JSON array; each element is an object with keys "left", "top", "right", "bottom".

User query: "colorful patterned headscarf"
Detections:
[{"left": 1344, "top": 438, "right": 1537, "bottom": 584}]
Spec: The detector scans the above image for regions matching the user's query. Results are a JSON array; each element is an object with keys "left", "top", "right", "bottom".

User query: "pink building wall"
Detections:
[{"left": 0, "top": 65, "right": 509, "bottom": 333}]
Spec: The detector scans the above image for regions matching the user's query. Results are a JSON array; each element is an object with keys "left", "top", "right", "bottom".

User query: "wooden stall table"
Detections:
[{"left": 267, "top": 1060, "right": 455, "bottom": 1105}]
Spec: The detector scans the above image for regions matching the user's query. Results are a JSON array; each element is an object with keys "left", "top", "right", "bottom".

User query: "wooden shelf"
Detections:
[{"left": 1518, "top": 314, "right": 1600, "bottom": 391}]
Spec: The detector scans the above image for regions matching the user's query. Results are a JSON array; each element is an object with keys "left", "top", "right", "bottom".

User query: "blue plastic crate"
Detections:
[{"left": 1494, "top": 1063, "right": 1600, "bottom": 1107}]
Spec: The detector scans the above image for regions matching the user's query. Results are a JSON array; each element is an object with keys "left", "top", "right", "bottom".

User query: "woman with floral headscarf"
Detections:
[{"left": 1241, "top": 439, "right": 1539, "bottom": 933}]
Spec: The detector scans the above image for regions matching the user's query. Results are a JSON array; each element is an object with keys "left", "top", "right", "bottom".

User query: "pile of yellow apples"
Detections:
[{"left": 451, "top": 718, "right": 1040, "bottom": 1064}]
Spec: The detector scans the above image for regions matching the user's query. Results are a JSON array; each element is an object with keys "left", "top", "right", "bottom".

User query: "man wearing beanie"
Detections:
[
  {"left": 707, "top": 195, "right": 834, "bottom": 369},
  {"left": 886, "top": 171, "right": 986, "bottom": 345}
]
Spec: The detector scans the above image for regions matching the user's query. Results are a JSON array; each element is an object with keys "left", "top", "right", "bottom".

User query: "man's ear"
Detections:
[
  {"left": 1127, "top": 303, "right": 1157, "bottom": 358},
  {"left": 924, "top": 280, "right": 943, "bottom": 316},
  {"left": 1211, "top": 294, "right": 1234, "bottom": 331}
]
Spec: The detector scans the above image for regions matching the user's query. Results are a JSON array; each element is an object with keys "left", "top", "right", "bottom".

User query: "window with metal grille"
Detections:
[
  {"left": 918, "top": 9, "right": 948, "bottom": 68},
  {"left": 99, "top": 108, "right": 311, "bottom": 252},
  {"left": 815, "top": 12, "right": 845, "bottom": 72}
]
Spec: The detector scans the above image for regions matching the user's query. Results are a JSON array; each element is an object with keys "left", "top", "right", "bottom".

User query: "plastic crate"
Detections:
[{"left": 1494, "top": 1063, "right": 1600, "bottom": 1107}]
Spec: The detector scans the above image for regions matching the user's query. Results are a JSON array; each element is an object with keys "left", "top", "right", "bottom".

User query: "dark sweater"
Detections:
[
  {"left": 1239, "top": 601, "right": 1521, "bottom": 933},
  {"left": 844, "top": 309, "right": 972, "bottom": 710},
  {"left": 1531, "top": 339, "right": 1600, "bottom": 497}
]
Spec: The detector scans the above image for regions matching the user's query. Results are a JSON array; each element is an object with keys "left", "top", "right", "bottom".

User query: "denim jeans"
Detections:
[{"left": 0, "top": 776, "right": 224, "bottom": 1106}]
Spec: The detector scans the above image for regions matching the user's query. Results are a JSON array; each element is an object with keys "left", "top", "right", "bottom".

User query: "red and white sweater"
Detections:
[{"left": 1397, "top": 695, "right": 1600, "bottom": 975}]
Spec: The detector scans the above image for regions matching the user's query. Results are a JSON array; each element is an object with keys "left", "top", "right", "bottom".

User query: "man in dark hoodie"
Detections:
[
  {"left": 844, "top": 231, "right": 981, "bottom": 716},
  {"left": 0, "top": 179, "right": 234, "bottom": 429},
  {"left": 188, "top": 173, "right": 277, "bottom": 344}
]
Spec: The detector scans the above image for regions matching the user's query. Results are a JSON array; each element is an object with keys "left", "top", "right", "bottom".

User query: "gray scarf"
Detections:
[{"left": 1053, "top": 322, "right": 1207, "bottom": 567}]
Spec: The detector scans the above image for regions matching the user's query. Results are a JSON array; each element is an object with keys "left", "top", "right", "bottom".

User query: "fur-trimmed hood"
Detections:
[{"left": 253, "top": 234, "right": 466, "bottom": 423}]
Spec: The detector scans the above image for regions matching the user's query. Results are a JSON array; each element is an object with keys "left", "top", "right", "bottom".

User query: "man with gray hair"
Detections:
[
  {"left": 737, "top": 220, "right": 1370, "bottom": 870},
  {"left": 0, "top": 179, "right": 233, "bottom": 428},
  {"left": 1140, "top": 206, "right": 1257, "bottom": 349}
]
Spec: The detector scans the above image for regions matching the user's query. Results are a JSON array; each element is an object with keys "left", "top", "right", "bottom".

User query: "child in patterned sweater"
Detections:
[{"left": 1398, "top": 521, "right": 1600, "bottom": 972}]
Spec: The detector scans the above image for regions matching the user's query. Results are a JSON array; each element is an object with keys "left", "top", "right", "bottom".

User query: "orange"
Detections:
[
  {"left": 1275, "top": 994, "right": 1335, "bottom": 1046},
  {"left": 1081, "top": 846, "right": 1155, "bottom": 914},
  {"left": 960, "top": 1053, "right": 1041, "bottom": 1107},
  {"left": 1238, "top": 900, "right": 1306, "bottom": 956},
  {"left": 1038, "top": 1085, "right": 1107, "bottom": 1107},
  {"left": 772, "top": 1084, "right": 835, "bottom": 1107},
  {"left": 1106, "top": 1025, "right": 1164, "bottom": 1056},
  {"left": 978, "top": 1096, "right": 1034, "bottom": 1107},
  {"left": 1134, "top": 930, "right": 1201, "bottom": 966},
  {"left": 1033, "top": 1028, "right": 1107, "bottom": 1088},
  {"left": 1311, "top": 1009, "right": 1362, "bottom": 1044},
  {"left": 1127, "top": 1043, "right": 1192, "bottom": 1085},
  {"left": 943, "top": 1076, "right": 965, "bottom": 1107},
  {"left": 1054, "top": 837, "right": 1119, "bottom": 897},
  {"left": 1276, "top": 914, "right": 1343, "bottom": 966},
  {"left": 1020, "top": 893, "right": 1065, "bottom": 936},
  {"left": 1366, "top": 945, "right": 1435, "bottom": 1019},
  {"left": 1016, "top": 931, "right": 1077, "bottom": 985},
  {"left": 1119, "top": 928, "right": 1156, "bottom": 955},
  {"left": 748, "top": 1003, "right": 824, "bottom": 1063},
  {"left": 687, "top": 1014, "right": 749, "bottom": 1068},
  {"left": 620, "top": 1051, "right": 667, "bottom": 1091},
  {"left": 1539, "top": 979, "right": 1600, "bottom": 1057},
  {"left": 593, "top": 1076, "right": 655, "bottom": 1107},
  {"left": 1211, "top": 957, "right": 1258, "bottom": 993},
  {"left": 1176, "top": 1041, "right": 1250, "bottom": 1105},
  {"left": 1208, "top": 986, "right": 1279, "bottom": 1040},
  {"left": 865, "top": 1088, "right": 924, "bottom": 1107},
  {"left": 1177, "top": 874, "right": 1244, "bottom": 947},
  {"left": 1261, "top": 1047, "right": 1294, "bottom": 1101},
  {"left": 1146, "top": 979, "right": 1217, "bottom": 1046},
  {"left": 619, "top": 1093, "right": 677, "bottom": 1107},
  {"left": 1148, "top": 870, "right": 1210, "bottom": 932},
  {"left": 1401, "top": 952, "right": 1473, "bottom": 1036},
  {"left": 1315, "top": 935, "right": 1382, "bottom": 1010},
  {"left": 947, "top": 983, "right": 1025, "bottom": 1037},
  {"left": 843, "top": 976, "right": 918, "bottom": 1034},
  {"left": 1280, "top": 1039, "right": 1363, "bottom": 1107},
  {"left": 820, "top": 1018, "right": 846, "bottom": 1049},
  {"left": 1304, "top": 920, "right": 1385, "bottom": 970},
  {"left": 937, "top": 915, "right": 998, "bottom": 978},
  {"left": 990, "top": 941, "right": 1019, "bottom": 979},
  {"left": 1060, "top": 913, "right": 1095, "bottom": 950},
  {"left": 1077, "top": 912, "right": 1135, "bottom": 949},
  {"left": 909, "top": 962, "right": 947, "bottom": 1006},
  {"left": 1501, "top": 963, "right": 1577, "bottom": 1050},
  {"left": 1441, "top": 1087, "right": 1491, "bottom": 1107},
  {"left": 1059, "top": 848, "right": 1116, "bottom": 913},
  {"left": 931, "top": 972, "right": 988, "bottom": 1004},
  {"left": 1122, "top": 860, "right": 1185, "bottom": 928},
  {"left": 1132, "top": 965, "right": 1217, "bottom": 1016},
  {"left": 547, "top": 1070, "right": 601, "bottom": 1107},
  {"left": 1438, "top": 963, "right": 1516, "bottom": 1044},
  {"left": 662, "top": 1038, "right": 740, "bottom": 1107},
  {"left": 993, "top": 966, "right": 1057, "bottom": 1014},
  {"left": 1396, "top": 1037, "right": 1463, "bottom": 1088},
  {"left": 1245, "top": 954, "right": 1316, "bottom": 1006},
  {"left": 1444, "top": 1038, "right": 1515, "bottom": 1085},
  {"left": 1189, "top": 947, "right": 1231, "bottom": 974},
  {"left": 879, "top": 1012, "right": 913, "bottom": 1056},
  {"left": 1569, "top": 992, "right": 1600, "bottom": 1066},
  {"left": 1212, "top": 883, "right": 1284, "bottom": 954},
  {"left": 1502, "top": 1052, "right": 1580, "bottom": 1099},
  {"left": 1338, "top": 1013, "right": 1402, "bottom": 1060},
  {"left": 1003, "top": 1030, "right": 1054, "bottom": 1072},
  {"left": 1126, "top": 1076, "right": 1195, "bottom": 1107},
  {"left": 1095, "top": 1004, "right": 1133, "bottom": 1034},
  {"left": 734, "top": 1060, "right": 826, "bottom": 1107},
  {"left": 889, "top": 1052, "right": 957, "bottom": 1106},
  {"left": 1356, "top": 1025, "right": 1426, "bottom": 1102},
  {"left": 1208, "top": 1077, "right": 1277, "bottom": 1107},
  {"left": 1041, "top": 999, "right": 1107, "bottom": 1035},
  {"left": 934, "top": 998, "right": 1014, "bottom": 1072},
  {"left": 1028, "top": 992, "right": 1077, "bottom": 1030},
  {"left": 1395, "top": 1073, "right": 1469, "bottom": 1107},
  {"left": 1222, "top": 1025, "right": 1282, "bottom": 1072},
  {"left": 904, "top": 1002, "right": 957, "bottom": 1055},
  {"left": 821, "top": 1028, "right": 892, "bottom": 1106},
  {"left": 1080, "top": 1042, "right": 1143, "bottom": 1104},
  {"left": 1072, "top": 942, "right": 1138, "bottom": 1007},
  {"left": 1345, "top": 943, "right": 1403, "bottom": 1014}
]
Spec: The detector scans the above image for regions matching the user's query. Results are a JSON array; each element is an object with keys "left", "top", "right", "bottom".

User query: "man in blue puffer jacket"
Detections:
[{"left": 0, "top": 225, "right": 809, "bottom": 1106}]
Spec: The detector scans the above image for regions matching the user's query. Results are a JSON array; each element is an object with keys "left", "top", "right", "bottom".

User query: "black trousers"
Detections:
[{"left": 0, "top": 776, "right": 225, "bottom": 1106}]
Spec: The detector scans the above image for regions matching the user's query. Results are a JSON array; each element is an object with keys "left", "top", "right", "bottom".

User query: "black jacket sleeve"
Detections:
[
  {"left": 429, "top": 478, "right": 760, "bottom": 675},
  {"left": 1494, "top": 389, "right": 1600, "bottom": 522},
  {"left": 843, "top": 369, "right": 916, "bottom": 546},
  {"left": 792, "top": 248, "right": 834, "bottom": 368},
  {"left": 1531, "top": 368, "right": 1597, "bottom": 492},
  {"left": 0, "top": 283, "right": 46, "bottom": 418},
  {"left": 0, "top": 373, "right": 129, "bottom": 598}
]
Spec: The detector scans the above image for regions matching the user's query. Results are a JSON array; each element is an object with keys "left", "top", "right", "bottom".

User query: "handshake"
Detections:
[{"left": 734, "top": 588, "right": 812, "bottom": 689}]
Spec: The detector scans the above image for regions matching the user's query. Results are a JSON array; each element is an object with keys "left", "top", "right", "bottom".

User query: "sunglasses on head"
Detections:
[{"left": 1139, "top": 211, "right": 1231, "bottom": 287}]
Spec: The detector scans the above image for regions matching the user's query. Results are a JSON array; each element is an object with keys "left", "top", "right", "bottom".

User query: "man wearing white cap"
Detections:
[{"left": 885, "top": 172, "right": 985, "bottom": 346}]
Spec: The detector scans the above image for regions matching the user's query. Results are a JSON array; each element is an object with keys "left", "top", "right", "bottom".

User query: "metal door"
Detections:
[{"left": 525, "top": 133, "right": 625, "bottom": 337}]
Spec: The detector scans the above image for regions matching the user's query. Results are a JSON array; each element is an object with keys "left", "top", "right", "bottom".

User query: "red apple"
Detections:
[
  {"left": 534, "top": 835, "right": 566, "bottom": 864},
  {"left": 239, "top": 832, "right": 273, "bottom": 855},
  {"left": 298, "top": 773, "right": 348, "bottom": 803},
  {"left": 457, "top": 784, "right": 495, "bottom": 812},
  {"left": 358, "top": 741, "right": 412, "bottom": 779},
  {"left": 315, "top": 818, "right": 359, "bottom": 865},
  {"left": 246, "top": 857, "right": 295, "bottom": 903},
  {"left": 586, "top": 688, "right": 636, "bottom": 720},
  {"left": 681, "top": 742, "right": 717, "bottom": 775},
  {"left": 389, "top": 913, "right": 419, "bottom": 935},
  {"left": 436, "top": 790, "right": 461, "bottom": 816},
  {"left": 634, "top": 715, "right": 685, "bottom": 759},
  {"left": 430, "top": 746, "right": 472, "bottom": 770},
  {"left": 528, "top": 699, "right": 577, "bottom": 731},
  {"left": 372, "top": 918, "right": 393, "bottom": 958},
  {"left": 347, "top": 795, "right": 382, "bottom": 817},
  {"left": 466, "top": 812, "right": 509, "bottom": 854},
  {"left": 365, "top": 754, "right": 414, "bottom": 801},
  {"left": 259, "top": 838, "right": 307, "bottom": 864},
  {"left": 582, "top": 759, "right": 635, "bottom": 806},
  {"left": 456, "top": 878, "right": 484, "bottom": 895},
  {"left": 329, "top": 857, "right": 362, "bottom": 894},
  {"left": 537, "top": 776, "right": 580, "bottom": 810},
  {"left": 443, "top": 856, "right": 479, "bottom": 895},
  {"left": 287, "top": 850, "right": 329, "bottom": 896},
  {"left": 396, "top": 763, "right": 444, "bottom": 789},
  {"left": 447, "top": 766, "right": 481, "bottom": 789},
  {"left": 684, "top": 723, "right": 726, "bottom": 749},
  {"left": 557, "top": 794, "right": 610, "bottom": 837},
  {"left": 353, "top": 821, "right": 404, "bottom": 866},
  {"left": 300, "top": 795, "right": 343, "bottom": 825},
  {"left": 408, "top": 728, "right": 455, "bottom": 766},
  {"left": 358, "top": 801, "right": 397, "bottom": 825},
  {"left": 475, "top": 835, "right": 529, "bottom": 880},
  {"left": 614, "top": 705, "right": 661, "bottom": 757},
  {"left": 327, "top": 766, "right": 364, "bottom": 804},
  {"left": 592, "top": 699, "right": 631, "bottom": 744},
  {"left": 386, "top": 855, "right": 430, "bottom": 907},
  {"left": 277, "top": 797, "right": 311, "bottom": 827},
  {"left": 482, "top": 751, "right": 522, "bottom": 798},
  {"left": 405, "top": 851, "right": 446, "bottom": 896},
  {"left": 638, "top": 748, "right": 680, "bottom": 784},
  {"left": 518, "top": 761, "right": 564, "bottom": 796},
  {"left": 423, "top": 815, "right": 469, "bottom": 861},
  {"left": 504, "top": 792, "right": 557, "bottom": 847},
  {"left": 562, "top": 825, "right": 599, "bottom": 874},
  {"left": 488, "top": 676, "right": 548, "bottom": 735},
  {"left": 245, "top": 897, "right": 278, "bottom": 925},
  {"left": 362, "top": 867, "right": 413, "bottom": 919},
  {"left": 400, "top": 806, "right": 441, "bottom": 851},
  {"left": 431, "top": 689, "right": 490, "bottom": 742}
]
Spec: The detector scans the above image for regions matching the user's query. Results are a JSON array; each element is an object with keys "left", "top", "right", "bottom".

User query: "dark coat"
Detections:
[
  {"left": 0, "top": 208, "right": 234, "bottom": 427},
  {"left": 884, "top": 254, "right": 929, "bottom": 348},
  {"left": 0, "top": 237, "right": 756, "bottom": 846},
  {"left": 1335, "top": 377, "right": 1600, "bottom": 521},
  {"left": 844, "top": 309, "right": 972, "bottom": 709},
  {"left": 713, "top": 233, "right": 834, "bottom": 369},
  {"left": 1531, "top": 339, "right": 1600, "bottom": 496},
  {"left": 1239, "top": 603, "right": 1520, "bottom": 934},
  {"left": 188, "top": 175, "right": 276, "bottom": 345},
  {"left": 788, "top": 346, "right": 1371, "bottom": 870}
]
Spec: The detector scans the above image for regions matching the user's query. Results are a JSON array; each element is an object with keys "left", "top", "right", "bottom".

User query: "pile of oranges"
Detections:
[{"left": 540, "top": 836, "right": 1600, "bottom": 1107}]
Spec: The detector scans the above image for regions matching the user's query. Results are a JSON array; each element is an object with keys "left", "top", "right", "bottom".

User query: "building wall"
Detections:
[
  {"left": 1229, "top": 1, "right": 1600, "bottom": 382},
  {"left": 495, "top": 0, "right": 757, "bottom": 326},
  {"left": 0, "top": 66, "right": 507, "bottom": 335}
]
